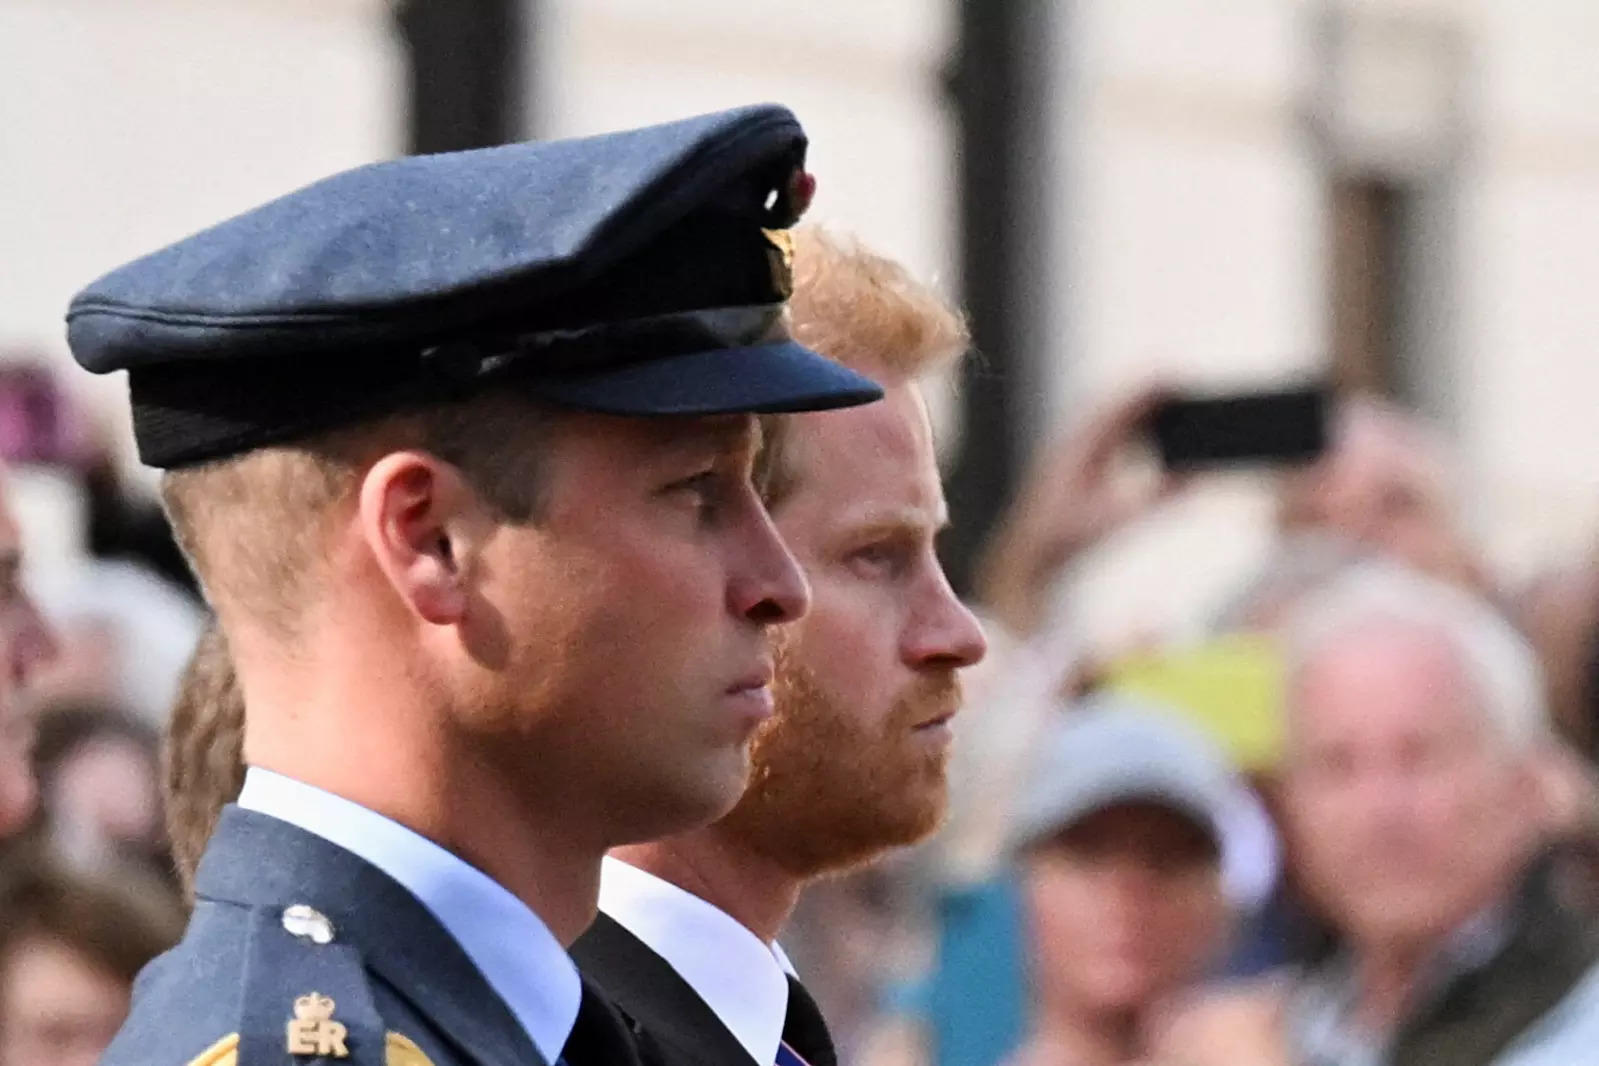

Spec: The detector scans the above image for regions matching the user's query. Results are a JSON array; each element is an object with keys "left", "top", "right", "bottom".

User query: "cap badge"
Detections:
[{"left": 762, "top": 228, "right": 796, "bottom": 298}]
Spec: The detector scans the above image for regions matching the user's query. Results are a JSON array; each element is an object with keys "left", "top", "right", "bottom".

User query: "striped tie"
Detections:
[
  {"left": 775, "top": 1040, "right": 812, "bottom": 1066},
  {"left": 779, "top": 977, "right": 836, "bottom": 1066}
]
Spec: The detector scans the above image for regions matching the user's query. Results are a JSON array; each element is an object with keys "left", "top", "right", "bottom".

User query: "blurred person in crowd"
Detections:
[
  {"left": 1511, "top": 556, "right": 1599, "bottom": 913},
  {"left": 0, "top": 362, "right": 203, "bottom": 728},
  {"left": 30, "top": 703, "right": 165, "bottom": 877},
  {"left": 1277, "top": 396, "right": 1491, "bottom": 594},
  {"left": 572, "top": 225, "right": 987, "bottom": 1066},
  {"left": 1156, "top": 562, "right": 1599, "bottom": 1066},
  {"left": 0, "top": 855, "right": 180, "bottom": 1066},
  {"left": 0, "top": 459, "right": 57, "bottom": 839},
  {"left": 161, "top": 622, "right": 243, "bottom": 900},
  {"left": 974, "top": 386, "right": 1181, "bottom": 641},
  {"left": 1281, "top": 563, "right": 1598, "bottom": 1065},
  {"left": 1004, "top": 699, "right": 1245, "bottom": 1066},
  {"left": 0, "top": 360, "right": 193, "bottom": 595},
  {"left": 1516, "top": 551, "right": 1599, "bottom": 756}
]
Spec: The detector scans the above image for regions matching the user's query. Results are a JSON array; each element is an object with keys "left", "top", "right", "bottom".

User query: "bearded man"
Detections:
[{"left": 570, "top": 226, "right": 988, "bottom": 1066}]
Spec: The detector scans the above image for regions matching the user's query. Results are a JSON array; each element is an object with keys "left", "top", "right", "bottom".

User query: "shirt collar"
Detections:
[
  {"left": 237, "top": 767, "right": 582, "bottom": 1063},
  {"left": 599, "top": 855, "right": 794, "bottom": 1064}
]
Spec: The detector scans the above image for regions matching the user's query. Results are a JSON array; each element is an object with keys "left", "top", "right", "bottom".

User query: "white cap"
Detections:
[{"left": 1011, "top": 692, "right": 1279, "bottom": 908}]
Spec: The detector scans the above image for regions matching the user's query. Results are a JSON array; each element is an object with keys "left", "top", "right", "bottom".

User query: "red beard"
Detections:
[{"left": 716, "top": 650, "right": 962, "bottom": 878}]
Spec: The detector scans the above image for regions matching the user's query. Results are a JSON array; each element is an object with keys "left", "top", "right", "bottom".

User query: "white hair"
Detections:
[{"left": 1283, "top": 561, "right": 1549, "bottom": 752}]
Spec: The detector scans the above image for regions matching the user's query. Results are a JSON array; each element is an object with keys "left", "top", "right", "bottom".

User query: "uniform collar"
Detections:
[
  {"left": 237, "top": 767, "right": 582, "bottom": 1064},
  {"left": 598, "top": 856, "right": 795, "bottom": 1064}
]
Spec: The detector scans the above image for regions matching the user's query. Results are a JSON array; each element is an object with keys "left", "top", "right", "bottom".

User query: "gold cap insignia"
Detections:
[
  {"left": 762, "top": 228, "right": 796, "bottom": 299},
  {"left": 287, "top": 992, "right": 349, "bottom": 1058}
]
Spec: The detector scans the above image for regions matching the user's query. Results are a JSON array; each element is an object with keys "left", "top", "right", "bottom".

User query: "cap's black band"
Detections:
[
  {"left": 129, "top": 304, "right": 792, "bottom": 468},
  {"left": 419, "top": 303, "right": 788, "bottom": 392}
]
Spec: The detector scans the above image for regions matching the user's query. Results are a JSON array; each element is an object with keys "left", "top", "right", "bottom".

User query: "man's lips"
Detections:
[
  {"left": 914, "top": 710, "right": 958, "bottom": 731},
  {"left": 726, "top": 665, "right": 774, "bottom": 695}
]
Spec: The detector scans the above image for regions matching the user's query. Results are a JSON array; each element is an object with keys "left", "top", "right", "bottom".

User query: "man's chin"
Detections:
[
  {"left": 614, "top": 756, "right": 753, "bottom": 845},
  {"left": 815, "top": 790, "right": 950, "bottom": 877}
]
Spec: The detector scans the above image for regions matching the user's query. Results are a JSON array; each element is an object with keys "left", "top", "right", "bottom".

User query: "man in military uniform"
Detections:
[
  {"left": 573, "top": 227, "right": 988, "bottom": 1066},
  {"left": 66, "top": 105, "right": 881, "bottom": 1066}
]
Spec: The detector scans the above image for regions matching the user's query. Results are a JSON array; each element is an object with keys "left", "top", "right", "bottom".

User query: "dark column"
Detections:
[
  {"left": 396, "top": 0, "right": 526, "bottom": 154},
  {"left": 941, "top": 0, "right": 1057, "bottom": 596}
]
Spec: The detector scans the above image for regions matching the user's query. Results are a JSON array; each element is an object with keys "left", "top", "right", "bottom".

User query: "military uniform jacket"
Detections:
[{"left": 103, "top": 807, "right": 638, "bottom": 1066}]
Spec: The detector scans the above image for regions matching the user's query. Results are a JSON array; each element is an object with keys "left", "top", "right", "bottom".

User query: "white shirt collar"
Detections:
[
  {"left": 599, "top": 855, "right": 795, "bottom": 1064},
  {"left": 237, "top": 767, "right": 581, "bottom": 1064}
]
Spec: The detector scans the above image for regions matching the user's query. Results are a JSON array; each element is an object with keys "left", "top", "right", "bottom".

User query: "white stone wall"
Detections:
[{"left": 1463, "top": 1, "right": 1599, "bottom": 571}]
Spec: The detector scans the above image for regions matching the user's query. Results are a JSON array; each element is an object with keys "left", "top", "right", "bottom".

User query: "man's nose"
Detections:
[
  {"left": 728, "top": 507, "right": 810, "bottom": 626},
  {"left": 903, "top": 570, "right": 987, "bottom": 669}
]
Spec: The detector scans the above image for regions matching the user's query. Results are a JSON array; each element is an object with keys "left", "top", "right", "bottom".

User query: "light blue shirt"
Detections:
[{"left": 237, "top": 767, "right": 581, "bottom": 1063}]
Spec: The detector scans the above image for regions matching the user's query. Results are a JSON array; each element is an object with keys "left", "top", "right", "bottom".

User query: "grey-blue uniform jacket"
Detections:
[{"left": 102, "top": 806, "right": 637, "bottom": 1066}]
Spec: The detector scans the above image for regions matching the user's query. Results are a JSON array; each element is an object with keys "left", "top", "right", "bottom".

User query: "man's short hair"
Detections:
[
  {"left": 161, "top": 390, "right": 549, "bottom": 636},
  {"left": 787, "top": 226, "right": 968, "bottom": 381},
  {"left": 1284, "top": 561, "right": 1549, "bottom": 752},
  {"left": 162, "top": 623, "right": 244, "bottom": 899},
  {"left": 761, "top": 226, "right": 969, "bottom": 506}
]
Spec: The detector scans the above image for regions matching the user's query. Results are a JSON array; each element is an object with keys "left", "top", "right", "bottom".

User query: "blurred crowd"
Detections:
[
  {"left": 786, "top": 387, "right": 1599, "bottom": 1066},
  {"left": 4, "top": 351, "right": 1599, "bottom": 1066}
]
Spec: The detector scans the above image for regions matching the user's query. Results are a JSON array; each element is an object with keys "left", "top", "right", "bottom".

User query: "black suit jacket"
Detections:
[{"left": 573, "top": 912, "right": 761, "bottom": 1066}]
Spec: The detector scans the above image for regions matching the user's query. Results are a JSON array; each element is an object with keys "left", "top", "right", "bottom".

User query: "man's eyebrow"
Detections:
[
  {"left": 685, "top": 418, "right": 762, "bottom": 456},
  {"left": 650, "top": 418, "right": 761, "bottom": 468},
  {"left": 839, "top": 504, "right": 950, "bottom": 540}
]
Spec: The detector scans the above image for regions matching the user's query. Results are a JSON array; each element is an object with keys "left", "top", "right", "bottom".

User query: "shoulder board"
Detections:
[{"left": 185, "top": 906, "right": 442, "bottom": 1066}]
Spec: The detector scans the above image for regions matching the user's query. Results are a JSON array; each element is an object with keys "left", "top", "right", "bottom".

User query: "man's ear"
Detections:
[{"left": 357, "top": 452, "right": 482, "bottom": 626}]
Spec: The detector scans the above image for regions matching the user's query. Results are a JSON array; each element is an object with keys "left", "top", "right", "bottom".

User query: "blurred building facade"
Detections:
[{"left": 4, "top": 0, "right": 1599, "bottom": 644}]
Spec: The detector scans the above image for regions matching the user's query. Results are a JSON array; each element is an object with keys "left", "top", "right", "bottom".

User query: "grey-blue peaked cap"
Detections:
[{"left": 66, "top": 104, "right": 883, "bottom": 468}]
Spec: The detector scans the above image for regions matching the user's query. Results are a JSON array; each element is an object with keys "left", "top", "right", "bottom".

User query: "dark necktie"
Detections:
[
  {"left": 561, "top": 979, "right": 642, "bottom": 1066},
  {"left": 778, "top": 975, "right": 837, "bottom": 1066}
]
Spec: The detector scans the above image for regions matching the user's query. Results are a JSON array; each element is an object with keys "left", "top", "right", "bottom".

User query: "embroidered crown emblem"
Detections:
[
  {"left": 293, "top": 993, "right": 336, "bottom": 1021},
  {"left": 287, "top": 992, "right": 349, "bottom": 1058}
]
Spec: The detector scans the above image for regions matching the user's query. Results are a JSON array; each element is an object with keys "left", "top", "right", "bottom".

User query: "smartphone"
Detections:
[{"left": 1150, "top": 383, "right": 1329, "bottom": 470}]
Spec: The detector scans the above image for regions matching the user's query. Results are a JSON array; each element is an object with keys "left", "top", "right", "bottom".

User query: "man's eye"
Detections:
[
  {"left": 849, "top": 543, "right": 907, "bottom": 577},
  {"left": 667, "top": 472, "right": 731, "bottom": 519}
]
